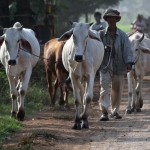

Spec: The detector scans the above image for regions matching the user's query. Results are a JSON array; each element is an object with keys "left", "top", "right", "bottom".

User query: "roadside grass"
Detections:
[
  {"left": 0, "top": 60, "right": 49, "bottom": 144},
  {"left": 0, "top": 114, "right": 22, "bottom": 144}
]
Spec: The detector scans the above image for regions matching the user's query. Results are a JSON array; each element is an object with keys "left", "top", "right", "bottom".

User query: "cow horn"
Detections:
[
  {"left": 17, "top": 25, "right": 23, "bottom": 31},
  {"left": 138, "top": 33, "right": 144, "bottom": 42},
  {"left": 69, "top": 21, "right": 73, "bottom": 26},
  {"left": 89, "top": 22, "right": 94, "bottom": 26},
  {"left": 0, "top": 26, "right": 3, "bottom": 31},
  {"left": 0, "top": 27, "right": 7, "bottom": 34},
  {"left": 128, "top": 30, "right": 137, "bottom": 37}
]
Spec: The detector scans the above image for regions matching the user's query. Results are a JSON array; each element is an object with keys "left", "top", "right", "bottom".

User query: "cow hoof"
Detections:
[
  {"left": 139, "top": 100, "right": 143, "bottom": 108},
  {"left": 81, "top": 120, "right": 89, "bottom": 129},
  {"left": 58, "top": 99, "right": 65, "bottom": 106},
  {"left": 72, "top": 120, "right": 81, "bottom": 130},
  {"left": 131, "top": 108, "right": 134, "bottom": 112},
  {"left": 126, "top": 109, "right": 132, "bottom": 114},
  {"left": 17, "top": 108, "right": 25, "bottom": 121},
  {"left": 64, "top": 104, "right": 70, "bottom": 110},
  {"left": 11, "top": 111, "right": 17, "bottom": 119},
  {"left": 136, "top": 108, "right": 141, "bottom": 112}
]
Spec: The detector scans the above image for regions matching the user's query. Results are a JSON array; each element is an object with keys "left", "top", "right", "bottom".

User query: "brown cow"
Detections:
[{"left": 44, "top": 38, "right": 71, "bottom": 108}]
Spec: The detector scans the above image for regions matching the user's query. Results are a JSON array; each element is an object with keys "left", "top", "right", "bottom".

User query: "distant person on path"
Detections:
[
  {"left": 98, "top": 9, "right": 133, "bottom": 121},
  {"left": 131, "top": 14, "right": 147, "bottom": 32},
  {"left": 92, "top": 12, "right": 106, "bottom": 31}
]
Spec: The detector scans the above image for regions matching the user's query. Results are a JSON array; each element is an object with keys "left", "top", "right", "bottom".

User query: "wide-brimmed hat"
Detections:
[{"left": 103, "top": 9, "right": 121, "bottom": 22}]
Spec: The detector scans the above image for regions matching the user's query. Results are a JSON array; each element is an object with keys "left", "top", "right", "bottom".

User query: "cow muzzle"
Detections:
[
  {"left": 8, "top": 60, "right": 16, "bottom": 66},
  {"left": 74, "top": 55, "right": 83, "bottom": 62}
]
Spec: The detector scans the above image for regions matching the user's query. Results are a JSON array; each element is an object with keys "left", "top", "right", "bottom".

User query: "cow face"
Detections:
[
  {"left": 58, "top": 22, "right": 101, "bottom": 62},
  {"left": 72, "top": 23, "right": 90, "bottom": 62},
  {"left": 129, "top": 33, "right": 150, "bottom": 62},
  {"left": 5, "top": 27, "right": 22, "bottom": 66},
  {"left": 0, "top": 26, "right": 32, "bottom": 66}
]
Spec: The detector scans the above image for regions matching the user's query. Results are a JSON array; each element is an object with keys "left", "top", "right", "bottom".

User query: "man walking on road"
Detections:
[{"left": 99, "top": 9, "right": 133, "bottom": 121}]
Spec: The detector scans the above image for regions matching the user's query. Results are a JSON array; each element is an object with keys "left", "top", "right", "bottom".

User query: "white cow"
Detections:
[
  {"left": 0, "top": 22, "right": 40, "bottom": 120},
  {"left": 58, "top": 22, "right": 104, "bottom": 129},
  {"left": 127, "top": 31, "right": 150, "bottom": 114}
]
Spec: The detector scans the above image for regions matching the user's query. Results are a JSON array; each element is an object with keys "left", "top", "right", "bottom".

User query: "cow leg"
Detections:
[
  {"left": 51, "top": 78, "right": 59, "bottom": 105},
  {"left": 59, "top": 85, "right": 65, "bottom": 106},
  {"left": 54, "top": 59, "right": 65, "bottom": 106},
  {"left": 8, "top": 76, "right": 18, "bottom": 118},
  {"left": 131, "top": 79, "right": 136, "bottom": 111},
  {"left": 135, "top": 77, "right": 143, "bottom": 112},
  {"left": 16, "top": 76, "right": 22, "bottom": 109},
  {"left": 17, "top": 67, "right": 32, "bottom": 121},
  {"left": 70, "top": 73, "right": 81, "bottom": 130},
  {"left": 46, "top": 69, "right": 54, "bottom": 107},
  {"left": 138, "top": 76, "right": 144, "bottom": 109},
  {"left": 80, "top": 74, "right": 94, "bottom": 129},
  {"left": 64, "top": 88, "right": 69, "bottom": 109},
  {"left": 126, "top": 71, "right": 136, "bottom": 114}
]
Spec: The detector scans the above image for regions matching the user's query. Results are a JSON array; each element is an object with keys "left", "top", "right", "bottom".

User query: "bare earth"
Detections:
[{"left": 2, "top": 76, "right": 150, "bottom": 150}]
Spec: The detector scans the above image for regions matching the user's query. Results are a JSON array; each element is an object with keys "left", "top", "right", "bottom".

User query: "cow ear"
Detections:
[
  {"left": 88, "top": 30, "right": 101, "bottom": 41},
  {"left": 0, "top": 35, "right": 4, "bottom": 46},
  {"left": 20, "top": 38, "right": 32, "bottom": 54},
  {"left": 69, "top": 21, "right": 77, "bottom": 28},
  {"left": 0, "top": 26, "right": 7, "bottom": 34},
  {"left": 141, "top": 48, "right": 150, "bottom": 54},
  {"left": 139, "top": 45, "right": 150, "bottom": 54},
  {"left": 58, "top": 29, "right": 73, "bottom": 41}
]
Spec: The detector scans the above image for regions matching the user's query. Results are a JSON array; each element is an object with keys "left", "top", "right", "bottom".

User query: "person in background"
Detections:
[
  {"left": 98, "top": 9, "right": 133, "bottom": 121},
  {"left": 131, "top": 14, "right": 147, "bottom": 33},
  {"left": 92, "top": 12, "right": 106, "bottom": 31},
  {"left": 92, "top": 11, "right": 106, "bottom": 77}
]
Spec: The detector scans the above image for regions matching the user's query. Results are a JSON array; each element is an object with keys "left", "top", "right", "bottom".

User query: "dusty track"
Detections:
[{"left": 2, "top": 76, "right": 150, "bottom": 150}]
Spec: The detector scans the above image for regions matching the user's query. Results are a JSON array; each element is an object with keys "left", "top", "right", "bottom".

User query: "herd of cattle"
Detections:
[{"left": 0, "top": 21, "right": 150, "bottom": 130}]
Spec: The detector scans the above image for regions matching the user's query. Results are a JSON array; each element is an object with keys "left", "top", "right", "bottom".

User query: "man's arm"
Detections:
[{"left": 122, "top": 33, "right": 134, "bottom": 71}]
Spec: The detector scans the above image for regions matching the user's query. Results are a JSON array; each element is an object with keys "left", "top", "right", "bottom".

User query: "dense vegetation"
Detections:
[{"left": 0, "top": 0, "right": 122, "bottom": 36}]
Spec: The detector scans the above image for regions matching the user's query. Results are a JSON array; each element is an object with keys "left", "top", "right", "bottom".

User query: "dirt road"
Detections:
[{"left": 2, "top": 76, "right": 150, "bottom": 150}]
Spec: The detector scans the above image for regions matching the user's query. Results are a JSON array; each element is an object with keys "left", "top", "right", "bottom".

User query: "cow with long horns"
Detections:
[{"left": 127, "top": 31, "right": 150, "bottom": 114}]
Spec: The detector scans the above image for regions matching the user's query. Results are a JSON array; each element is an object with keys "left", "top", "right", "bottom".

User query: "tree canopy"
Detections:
[{"left": 0, "top": 0, "right": 121, "bottom": 37}]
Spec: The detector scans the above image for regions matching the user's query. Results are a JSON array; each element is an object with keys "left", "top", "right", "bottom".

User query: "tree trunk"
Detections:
[{"left": 85, "top": 11, "right": 88, "bottom": 23}]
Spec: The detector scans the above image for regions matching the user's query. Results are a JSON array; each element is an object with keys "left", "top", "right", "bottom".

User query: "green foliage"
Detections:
[
  {"left": 0, "top": 71, "right": 9, "bottom": 98},
  {"left": 0, "top": 112, "right": 22, "bottom": 144},
  {"left": 117, "top": 24, "right": 131, "bottom": 33}
]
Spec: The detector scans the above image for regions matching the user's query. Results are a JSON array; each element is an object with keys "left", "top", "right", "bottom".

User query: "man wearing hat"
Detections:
[{"left": 99, "top": 9, "right": 133, "bottom": 121}]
